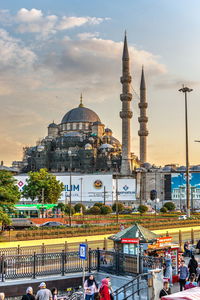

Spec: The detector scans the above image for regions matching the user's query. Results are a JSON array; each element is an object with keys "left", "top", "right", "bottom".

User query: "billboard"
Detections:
[
  {"left": 15, "top": 174, "right": 136, "bottom": 204},
  {"left": 171, "top": 173, "right": 200, "bottom": 200}
]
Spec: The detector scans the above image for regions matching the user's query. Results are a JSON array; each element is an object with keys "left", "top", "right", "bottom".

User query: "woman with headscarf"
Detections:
[
  {"left": 165, "top": 253, "right": 173, "bottom": 285},
  {"left": 21, "top": 287, "right": 35, "bottom": 300},
  {"left": 188, "top": 254, "right": 198, "bottom": 277},
  {"left": 99, "top": 278, "right": 110, "bottom": 300},
  {"left": 84, "top": 274, "right": 98, "bottom": 300}
]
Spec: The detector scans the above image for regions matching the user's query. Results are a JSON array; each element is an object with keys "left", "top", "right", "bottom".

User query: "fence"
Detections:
[
  {"left": 113, "top": 273, "right": 151, "bottom": 300},
  {"left": 0, "top": 239, "right": 113, "bottom": 256},
  {"left": 0, "top": 249, "right": 162, "bottom": 282}
]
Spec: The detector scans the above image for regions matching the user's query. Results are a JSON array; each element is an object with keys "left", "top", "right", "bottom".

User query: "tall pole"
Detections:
[
  {"left": 41, "top": 188, "right": 44, "bottom": 218},
  {"left": 68, "top": 151, "right": 72, "bottom": 227},
  {"left": 103, "top": 186, "right": 106, "bottom": 205},
  {"left": 179, "top": 86, "right": 193, "bottom": 218},
  {"left": 116, "top": 177, "right": 119, "bottom": 224}
]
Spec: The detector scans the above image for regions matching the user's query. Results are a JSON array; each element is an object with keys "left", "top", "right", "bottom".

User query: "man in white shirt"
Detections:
[{"left": 36, "top": 282, "right": 52, "bottom": 300}]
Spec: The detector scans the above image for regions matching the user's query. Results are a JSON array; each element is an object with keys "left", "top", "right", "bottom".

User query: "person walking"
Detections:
[
  {"left": 99, "top": 278, "right": 110, "bottom": 300},
  {"left": 188, "top": 255, "right": 198, "bottom": 277},
  {"left": 0, "top": 293, "right": 5, "bottom": 300},
  {"left": 35, "top": 282, "right": 52, "bottom": 300},
  {"left": 179, "top": 260, "right": 189, "bottom": 291},
  {"left": 106, "top": 277, "right": 113, "bottom": 300},
  {"left": 51, "top": 288, "right": 57, "bottom": 300},
  {"left": 84, "top": 275, "right": 98, "bottom": 300},
  {"left": 196, "top": 240, "right": 200, "bottom": 254},
  {"left": 22, "top": 287, "right": 35, "bottom": 300},
  {"left": 165, "top": 254, "right": 173, "bottom": 285}
]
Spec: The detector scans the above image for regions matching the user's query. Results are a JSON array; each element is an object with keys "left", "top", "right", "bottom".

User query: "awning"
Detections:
[{"left": 162, "top": 287, "right": 200, "bottom": 299}]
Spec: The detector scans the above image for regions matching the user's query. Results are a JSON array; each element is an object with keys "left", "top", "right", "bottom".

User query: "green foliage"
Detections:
[
  {"left": 57, "top": 202, "right": 65, "bottom": 211},
  {"left": 74, "top": 203, "right": 86, "bottom": 213},
  {"left": 112, "top": 202, "right": 125, "bottom": 212},
  {"left": 164, "top": 202, "right": 176, "bottom": 211},
  {"left": 93, "top": 202, "right": 103, "bottom": 208},
  {"left": 138, "top": 205, "right": 148, "bottom": 214},
  {"left": 22, "top": 168, "right": 64, "bottom": 203},
  {"left": 100, "top": 205, "right": 112, "bottom": 215},
  {"left": 0, "top": 171, "right": 20, "bottom": 226},
  {"left": 88, "top": 206, "right": 101, "bottom": 215},
  {"left": 160, "top": 207, "right": 168, "bottom": 213},
  {"left": 64, "top": 204, "right": 75, "bottom": 215}
]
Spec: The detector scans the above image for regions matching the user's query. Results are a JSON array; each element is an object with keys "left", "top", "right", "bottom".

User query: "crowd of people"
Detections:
[
  {"left": 84, "top": 274, "right": 113, "bottom": 300},
  {"left": 0, "top": 276, "right": 113, "bottom": 300},
  {"left": 159, "top": 246, "right": 200, "bottom": 298}
]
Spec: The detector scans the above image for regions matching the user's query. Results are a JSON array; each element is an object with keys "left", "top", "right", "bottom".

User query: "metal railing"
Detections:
[
  {"left": 113, "top": 273, "right": 151, "bottom": 300},
  {"left": 1, "top": 250, "right": 97, "bottom": 281},
  {"left": 0, "top": 249, "right": 162, "bottom": 282}
]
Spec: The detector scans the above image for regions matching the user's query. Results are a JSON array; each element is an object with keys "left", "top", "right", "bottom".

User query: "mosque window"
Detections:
[
  {"left": 79, "top": 123, "right": 82, "bottom": 130},
  {"left": 73, "top": 123, "right": 77, "bottom": 130},
  {"left": 85, "top": 123, "right": 89, "bottom": 130},
  {"left": 67, "top": 123, "right": 70, "bottom": 130}
]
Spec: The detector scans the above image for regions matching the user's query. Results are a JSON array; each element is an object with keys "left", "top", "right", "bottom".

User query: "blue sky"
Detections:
[{"left": 0, "top": 0, "right": 200, "bottom": 166}]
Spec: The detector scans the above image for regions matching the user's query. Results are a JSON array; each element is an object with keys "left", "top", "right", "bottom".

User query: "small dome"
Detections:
[
  {"left": 105, "top": 128, "right": 112, "bottom": 133},
  {"left": 142, "top": 162, "right": 152, "bottom": 169},
  {"left": 99, "top": 143, "right": 114, "bottom": 150},
  {"left": 48, "top": 122, "right": 58, "bottom": 128},
  {"left": 61, "top": 106, "right": 101, "bottom": 124},
  {"left": 37, "top": 145, "right": 45, "bottom": 152},
  {"left": 177, "top": 166, "right": 186, "bottom": 171},
  {"left": 85, "top": 143, "right": 92, "bottom": 150}
]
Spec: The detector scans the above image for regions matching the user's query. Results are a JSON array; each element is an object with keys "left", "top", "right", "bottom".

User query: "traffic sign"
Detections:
[{"left": 79, "top": 243, "right": 87, "bottom": 260}]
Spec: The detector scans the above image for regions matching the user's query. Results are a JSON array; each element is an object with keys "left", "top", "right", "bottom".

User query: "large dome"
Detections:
[{"left": 61, "top": 106, "right": 101, "bottom": 124}]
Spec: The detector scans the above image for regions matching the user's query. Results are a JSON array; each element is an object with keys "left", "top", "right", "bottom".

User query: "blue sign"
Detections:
[{"left": 79, "top": 243, "right": 87, "bottom": 260}]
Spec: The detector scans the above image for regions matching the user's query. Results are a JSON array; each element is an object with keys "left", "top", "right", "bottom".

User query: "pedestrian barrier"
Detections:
[{"left": 0, "top": 250, "right": 162, "bottom": 282}]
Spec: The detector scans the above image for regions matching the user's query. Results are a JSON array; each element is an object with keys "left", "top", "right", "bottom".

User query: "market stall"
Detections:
[
  {"left": 162, "top": 286, "right": 200, "bottom": 299},
  {"left": 147, "top": 236, "right": 181, "bottom": 283}
]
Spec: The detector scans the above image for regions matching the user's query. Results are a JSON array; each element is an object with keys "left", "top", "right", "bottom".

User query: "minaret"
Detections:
[
  {"left": 120, "top": 33, "right": 133, "bottom": 175},
  {"left": 138, "top": 67, "right": 148, "bottom": 163}
]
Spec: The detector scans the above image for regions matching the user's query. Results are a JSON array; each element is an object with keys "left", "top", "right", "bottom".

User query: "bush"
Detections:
[
  {"left": 93, "top": 202, "right": 103, "bottom": 208},
  {"left": 100, "top": 205, "right": 112, "bottom": 215},
  {"left": 74, "top": 203, "right": 86, "bottom": 213},
  {"left": 164, "top": 202, "right": 176, "bottom": 211},
  {"left": 64, "top": 204, "right": 75, "bottom": 215},
  {"left": 160, "top": 207, "right": 168, "bottom": 213},
  {"left": 112, "top": 202, "right": 125, "bottom": 212},
  {"left": 138, "top": 205, "right": 148, "bottom": 214},
  {"left": 88, "top": 206, "right": 101, "bottom": 215}
]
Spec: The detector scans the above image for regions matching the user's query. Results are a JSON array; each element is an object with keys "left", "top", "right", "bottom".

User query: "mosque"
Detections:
[{"left": 13, "top": 34, "right": 148, "bottom": 175}]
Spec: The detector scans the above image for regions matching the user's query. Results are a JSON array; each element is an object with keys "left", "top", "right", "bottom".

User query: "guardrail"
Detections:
[{"left": 0, "top": 250, "right": 161, "bottom": 282}]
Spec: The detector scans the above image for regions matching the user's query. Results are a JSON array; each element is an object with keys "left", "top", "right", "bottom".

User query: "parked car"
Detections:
[
  {"left": 39, "top": 221, "right": 67, "bottom": 227},
  {"left": 11, "top": 218, "right": 38, "bottom": 229},
  {"left": 178, "top": 215, "right": 187, "bottom": 220}
]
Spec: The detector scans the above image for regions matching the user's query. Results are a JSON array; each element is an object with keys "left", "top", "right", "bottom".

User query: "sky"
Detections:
[{"left": 0, "top": 0, "right": 200, "bottom": 167}]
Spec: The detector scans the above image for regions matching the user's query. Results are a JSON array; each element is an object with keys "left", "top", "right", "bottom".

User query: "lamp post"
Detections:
[
  {"left": 68, "top": 150, "right": 72, "bottom": 227},
  {"left": 179, "top": 86, "right": 193, "bottom": 218}
]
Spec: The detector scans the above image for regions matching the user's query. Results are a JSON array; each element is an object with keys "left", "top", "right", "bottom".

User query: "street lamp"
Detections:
[
  {"left": 68, "top": 150, "right": 72, "bottom": 227},
  {"left": 179, "top": 85, "right": 193, "bottom": 218}
]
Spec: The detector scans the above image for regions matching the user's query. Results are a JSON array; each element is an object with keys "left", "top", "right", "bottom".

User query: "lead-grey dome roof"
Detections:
[{"left": 61, "top": 106, "right": 101, "bottom": 124}]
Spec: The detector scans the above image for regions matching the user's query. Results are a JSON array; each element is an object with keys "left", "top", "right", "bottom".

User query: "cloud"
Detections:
[
  {"left": 0, "top": 29, "right": 36, "bottom": 70},
  {"left": 16, "top": 8, "right": 43, "bottom": 22},
  {"left": 154, "top": 77, "right": 200, "bottom": 90},
  {"left": 57, "top": 16, "right": 105, "bottom": 31},
  {"left": 0, "top": 9, "right": 109, "bottom": 38}
]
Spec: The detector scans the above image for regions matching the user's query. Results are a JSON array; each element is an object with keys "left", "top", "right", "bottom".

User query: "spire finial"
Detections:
[
  {"left": 122, "top": 31, "right": 129, "bottom": 60},
  {"left": 140, "top": 66, "right": 146, "bottom": 90},
  {"left": 79, "top": 93, "right": 84, "bottom": 107}
]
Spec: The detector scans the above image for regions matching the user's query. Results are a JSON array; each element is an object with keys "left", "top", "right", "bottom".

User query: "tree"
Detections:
[
  {"left": 112, "top": 202, "right": 125, "bottom": 213},
  {"left": 100, "top": 205, "right": 112, "bottom": 215},
  {"left": 22, "top": 168, "right": 64, "bottom": 203},
  {"left": 160, "top": 207, "right": 168, "bottom": 213},
  {"left": 74, "top": 203, "right": 86, "bottom": 213},
  {"left": 0, "top": 170, "right": 20, "bottom": 227},
  {"left": 164, "top": 202, "right": 176, "bottom": 211},
  {"left": 138, "top": 205, "right": 148, "bottom": 214},
  {"left": 64, "top": 204, "right": 75, "bottom": 216},
  {"left": 93, "top": 202, "right": 103, "bottom": 208},
  {"left": 88, "top": 206, "right": 101, "bottom": 215}
]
